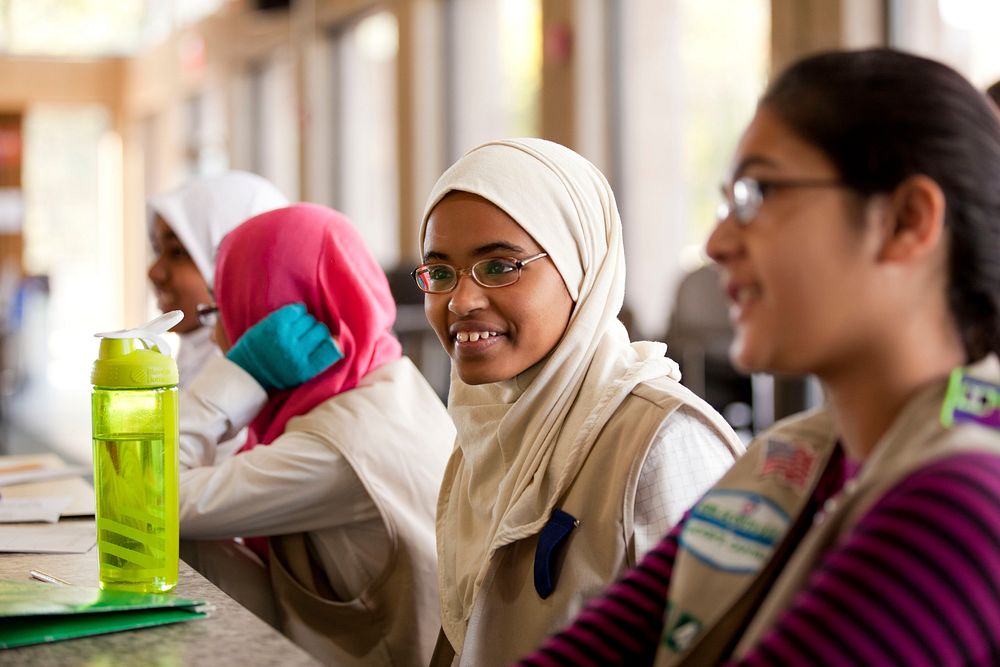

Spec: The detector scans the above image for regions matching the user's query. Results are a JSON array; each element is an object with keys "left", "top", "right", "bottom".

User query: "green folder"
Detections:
[{"left": 0, "top": 579, "right": 207, "bottom": 649}]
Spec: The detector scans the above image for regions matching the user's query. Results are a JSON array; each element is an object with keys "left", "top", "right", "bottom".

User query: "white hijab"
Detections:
[
  {"left": 419, "top": 138, "right": 682, "bottom": 650},
  {"left": 147, "top": 171, "right": 288, "bottom": 386},
  {"left": 147, "top": 170, "right": 289, "bottom": 286}
]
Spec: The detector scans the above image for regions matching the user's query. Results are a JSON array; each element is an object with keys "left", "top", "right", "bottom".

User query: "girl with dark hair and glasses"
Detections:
[
  {"left": 416, "top": 138, "right": 744, "bottom": 665},
  {"left": 518, "top": 48, "right": 1000, "bottom": 667}
]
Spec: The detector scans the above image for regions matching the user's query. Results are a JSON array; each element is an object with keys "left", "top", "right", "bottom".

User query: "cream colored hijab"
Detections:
[{"left": 420, "top": 138, "right": 683, "bottom": 651}]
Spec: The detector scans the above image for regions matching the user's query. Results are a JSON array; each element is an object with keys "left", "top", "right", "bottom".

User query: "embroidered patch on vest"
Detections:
[
  {"left": 679, "top": 490, "right": 789, "bottom": 574},
  {"left": 941, "top": 368, "right": 1000, "bottom": 430},
  {"left": 663, "top": 611, "right": 703, "bottom": 653},
  {"left": 757, "top": 438, "right": 818, "bottom": 491},
  {"left": 533, "top": 509, "right": 579, "bottom": 599}
]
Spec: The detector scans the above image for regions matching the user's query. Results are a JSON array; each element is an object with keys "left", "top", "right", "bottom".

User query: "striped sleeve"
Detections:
[
  {"left": 515, "top": 520, "right": 683, "bottom": 667},
  {"left": 735, "top": 451, "right": 1000, "bottom": 667},
  {"left": 515, "top": 446, "right": 848, "bottom": 666},
  {"left": 516, "top": 451, "right": 1000, "bottom": 667}
]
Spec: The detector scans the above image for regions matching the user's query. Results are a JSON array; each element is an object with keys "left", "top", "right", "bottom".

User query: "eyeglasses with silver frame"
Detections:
[
  {"left": 717, "top": 176, "right": 847, "bottom": 225},
  {"left": 196, "top": 303, "right": 219, "bottom": 328},
  {"left": 411, "top": 252, "right": 549, "bottom": 294}
]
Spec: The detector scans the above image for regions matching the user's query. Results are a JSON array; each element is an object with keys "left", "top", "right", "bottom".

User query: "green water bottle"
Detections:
[{"left": 91, "top": 311, "right": 183, "bottom": 593}]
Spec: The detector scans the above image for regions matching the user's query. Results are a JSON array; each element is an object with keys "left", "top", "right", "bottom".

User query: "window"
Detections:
[
  {"left": 0, "top": 0, "right": 146, "bottom": 56},
  {"left": 16, "top": 106, "right": 122, "bottom": 459},
  {"left": 328, "top": 10, "right": 401, "bottom": 267},
  {"left": 182, "top": 87, "right": 228, "bottom": 179},
  {"left": 612, "top": 0, "right": 769, "bottom": 338},
  {"left": 248, "top": 49, "right": 300, "bottom": 201},
  {"left": 445, "top": 0, "right": 542, "bottom": 160},
  {"left": 890, "top": 0, "right": 1000, "bottom": 88}
]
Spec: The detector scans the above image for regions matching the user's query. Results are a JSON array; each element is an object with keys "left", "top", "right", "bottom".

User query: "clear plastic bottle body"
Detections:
[{"left": 91, "top": 385, "right": 179, "bottom": 593}]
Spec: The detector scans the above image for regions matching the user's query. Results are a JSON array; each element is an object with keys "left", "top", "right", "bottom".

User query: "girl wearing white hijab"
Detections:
[
  {"left": 416, "top": 138, "right": 745, "bottom": 665},
  {"left": 147, "top": 170, "right": 288, "bottom": 387}
]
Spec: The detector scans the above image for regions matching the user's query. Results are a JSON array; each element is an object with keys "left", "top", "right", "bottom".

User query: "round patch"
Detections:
[{"left": 679, "top": 490, "right": 790, "bottom": 573}]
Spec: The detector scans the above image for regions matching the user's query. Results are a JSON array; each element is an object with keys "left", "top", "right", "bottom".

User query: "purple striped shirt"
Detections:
[{"left": 516, "top": 449, "right": 1000, "bottom": 666}]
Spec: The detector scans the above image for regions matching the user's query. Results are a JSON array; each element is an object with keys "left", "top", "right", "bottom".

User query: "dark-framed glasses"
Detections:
[
  {"left": 411, "top": 252, "right": 549, "bottom": 294},
  {"left": 196, "top": 303, "right": 219, "bottom": 327},
  {"left": 717, "top": 176, "right": 847, "bottom": 225}
]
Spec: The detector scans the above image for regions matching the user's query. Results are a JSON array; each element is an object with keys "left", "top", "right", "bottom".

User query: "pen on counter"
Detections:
[
  {"left": 29, "top": 569, "right": 72, "bottom": 586},
  {"left": 0, "top": 462, "right": 44, "bottom": 475}
]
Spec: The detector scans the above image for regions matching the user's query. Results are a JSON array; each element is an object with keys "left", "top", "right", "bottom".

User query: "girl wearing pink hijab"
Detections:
[{"left": 177, "top": 204, "right": 455, "bottom": 666}]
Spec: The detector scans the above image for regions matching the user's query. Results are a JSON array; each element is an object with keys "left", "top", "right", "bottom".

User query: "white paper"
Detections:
[
  {"left": 0, "top": 455, "right": 95, "bottom": 517},
  {"left": 0, "top": 522, "right": 96, "bottom": 554},
  {"left": 0, "top": 495, "right": 73, "bottom": 523},
  {"left": 0, "top": 465, "right": 91, "bottom": 488}
]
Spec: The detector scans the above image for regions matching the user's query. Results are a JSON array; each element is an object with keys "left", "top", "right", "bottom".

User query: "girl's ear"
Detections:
[{"left": 875, "top": 174, "right": 946, "bottom": 264}]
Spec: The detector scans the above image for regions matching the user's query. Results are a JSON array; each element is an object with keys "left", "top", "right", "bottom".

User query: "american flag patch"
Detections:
[{"left": 758, "top": 439, "right": 817, "bottom": 491}]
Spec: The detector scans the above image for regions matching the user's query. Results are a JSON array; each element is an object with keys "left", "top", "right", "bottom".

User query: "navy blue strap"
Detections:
[{"left": 533, "top": 509, "right": 579, "bottom": 599}]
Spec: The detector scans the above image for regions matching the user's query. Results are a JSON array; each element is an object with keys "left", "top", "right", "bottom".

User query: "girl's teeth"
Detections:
[{"left": 456, "top": 331, "right": 496, "bottom": 343}]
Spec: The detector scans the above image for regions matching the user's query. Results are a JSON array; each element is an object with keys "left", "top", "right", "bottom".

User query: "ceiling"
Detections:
[{"left": 0, "top": 0, "right": 226, "bottom": 59}]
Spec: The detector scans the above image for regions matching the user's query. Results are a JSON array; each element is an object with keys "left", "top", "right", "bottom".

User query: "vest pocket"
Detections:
[{"left": 268, "top": 533, "right": 388, "bottom": 659}]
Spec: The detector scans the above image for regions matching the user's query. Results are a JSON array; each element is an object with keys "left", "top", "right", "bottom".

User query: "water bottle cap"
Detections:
[{"left": 91, "top": 311, "right": 182, "bottom": 388}]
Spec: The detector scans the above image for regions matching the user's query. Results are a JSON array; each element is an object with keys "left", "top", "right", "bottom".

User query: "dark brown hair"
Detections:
[
  {"left": 762, "top": 48, "right": 1000, "bottom": 362},
  {"left": 987, "top": 80, "right": 1000, "bottom": 108}
]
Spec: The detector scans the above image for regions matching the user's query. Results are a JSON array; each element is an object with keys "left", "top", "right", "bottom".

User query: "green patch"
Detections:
[{"left": 663, "top": 611, "right": 703, "bottom": 653}]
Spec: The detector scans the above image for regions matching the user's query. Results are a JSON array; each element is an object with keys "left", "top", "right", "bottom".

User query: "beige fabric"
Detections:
[
  {"left": 656, "top": 355, "right": 1000, "bottom": 666},
  {"left": 264, "top": 358, "right": 454, "bottom": 667},
  {"left": 449, "top": 376, "right": 743, "bottom": 667},
  {"left": 179, "top": 538, "right": 278, "bottom": 628},
  {"left": 656, "top": 409, "right": 837, "bottom": 667},
  {"left": 420, "top": 138, "right": 704, "bottom": 653},
  {"left": 735, "top": 355, "right": 1000, "bottom": 656}
]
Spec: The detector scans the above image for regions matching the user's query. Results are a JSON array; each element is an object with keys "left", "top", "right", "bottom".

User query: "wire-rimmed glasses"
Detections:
[
  {"left": 717, "top": 176, "right": 847, "bottom": 224},
  {"left": 411, "top": 252, "right": 549, "bottom": 294},
  {"left": 196, "top": 303, "right": 219, "bottom": 327}
]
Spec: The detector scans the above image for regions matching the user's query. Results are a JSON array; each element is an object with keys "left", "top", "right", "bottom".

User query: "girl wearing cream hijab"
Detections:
[{"left": 416, "top": 138, "right": 745, "bottom": 665}]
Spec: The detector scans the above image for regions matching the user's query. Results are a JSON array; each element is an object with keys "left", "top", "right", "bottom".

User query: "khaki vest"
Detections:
[
  {"left": 267, "top": 358, "right": 454, "bottom": 666},
  {"left": 439, "top": 376, "right": 743, "bottom": 667},
  {"left": 657, "top": 356, "right": 1000, "bottom": 666}
]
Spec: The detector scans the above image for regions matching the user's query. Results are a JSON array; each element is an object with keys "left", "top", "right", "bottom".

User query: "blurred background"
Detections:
[{"left": 0, "top": 0, "right": 998, "bottom": 465}]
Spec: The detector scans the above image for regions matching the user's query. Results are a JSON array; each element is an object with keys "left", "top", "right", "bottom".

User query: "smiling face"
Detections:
[
  {"left": 706, "top": 107, "right": 886, "bottom": 378},
  {"left": 422, "top": 191, "right": 574, "bottom": 385},
  {"left": 147, "top": 216, "right": 212, "bottom": 334}
]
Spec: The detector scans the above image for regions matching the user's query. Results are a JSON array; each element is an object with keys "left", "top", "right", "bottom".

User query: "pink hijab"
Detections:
[{"left": 214, "top": 203, "right": 402, "bottom": 450}]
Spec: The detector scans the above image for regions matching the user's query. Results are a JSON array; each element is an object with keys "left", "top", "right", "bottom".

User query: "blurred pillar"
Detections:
[
  {"left": 771, "top": 0, "right": 888, "bottom": 74},
  {"left": 294, "top": 0, "right": 315, "bottom": 203},
  {"left": 541, "top": 0, "right": 576, "bottom": 149},
  {"left": 572, "top": 0, "right": 612, "bottom": 176},
  {"left": 396, "top": 0, "right": 418, "bottom": 262},
  {"left": 395, "top": 0, "right": 446, "bottom": 263}
]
